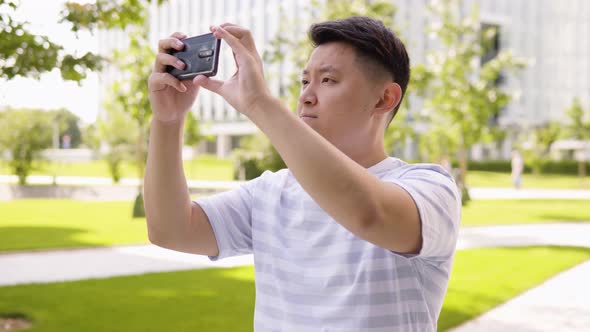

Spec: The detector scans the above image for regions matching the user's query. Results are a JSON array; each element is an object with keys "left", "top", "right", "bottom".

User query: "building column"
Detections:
[
  {"left": 216, "top": 134, "right": 232, "bottom": 159},
  {"left": 471, "top": 143, "right": 483, "bottom": 161}
]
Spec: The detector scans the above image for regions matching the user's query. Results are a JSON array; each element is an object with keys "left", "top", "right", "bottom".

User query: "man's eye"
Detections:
[
  {"left": 301, "top": 79, "right": 309, "bottom": 85},
  {"left": 322, "top": 77, "right": 334, "bottom": 83}
]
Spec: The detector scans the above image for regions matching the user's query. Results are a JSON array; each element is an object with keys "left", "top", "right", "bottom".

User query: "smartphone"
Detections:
[{"left": 166, "top": 32, "right": 221, "bottom": 80}]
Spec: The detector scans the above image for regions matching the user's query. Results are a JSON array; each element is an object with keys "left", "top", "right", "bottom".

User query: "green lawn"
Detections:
[
  {"left": 439, "top": 246, "right": 590, "bottom": 330},
  {"left": 1, "top": 198, "right": 589, "bottom": 253},
  {"left": 0, "top": 200, "right": 149, "bottom": 252},
  {"left": 0, "top": 246, "right": 588, "bottom": 331},
  {"left": 2, "top": 157, "right": 588, "bottom": 189},
  {"left": 468, "top": 171, "right": 589, "bottom": 189},
  {"left": 461, "top": 199, "right": 590, "bottom": 226},
  {"left": 0, "top": 155, "right": 234, "bottom": 181}
]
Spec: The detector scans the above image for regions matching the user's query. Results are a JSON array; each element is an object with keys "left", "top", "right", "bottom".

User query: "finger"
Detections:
[
  {"left": 170, "top": 31, "right": 187, "bottom": 39},
  {"left": 211, "top": 25, "right": 247, "bottom": 55},
  {"left": 216, "top": 24, "right": 262, "bottom": 65},
  {"left": 154, "top": 53, "right": 185, "bottom": 73},
  {"left": 149, "top": 72, "right": 187, "bottom": 92},
  {"left": 216, "top": 24, "right": 255, "bottom": 49},
  {"left": 193, "top": 75, "right": 224, "bottom": 94},
  {"left": 158, "top": 37, "right": 186, "bottom": 53}
]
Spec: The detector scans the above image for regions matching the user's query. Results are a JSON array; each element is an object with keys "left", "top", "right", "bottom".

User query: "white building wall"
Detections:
[{"left": 97, "top": 0, "right": 590, "bottom": 160}]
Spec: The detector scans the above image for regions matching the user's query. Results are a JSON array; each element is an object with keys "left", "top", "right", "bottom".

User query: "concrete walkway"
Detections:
[{"left": 1, "top": 223, "right": 587, "bottom": 287}]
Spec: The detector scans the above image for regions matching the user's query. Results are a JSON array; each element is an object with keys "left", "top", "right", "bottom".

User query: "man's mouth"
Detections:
[{"left": 300, "top": 113, "right": 318, "bottom": 119}]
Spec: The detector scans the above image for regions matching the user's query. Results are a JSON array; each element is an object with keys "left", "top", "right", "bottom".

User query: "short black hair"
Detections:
[{"left": 309, "top": 16, "right": 410, "bottom": 127}]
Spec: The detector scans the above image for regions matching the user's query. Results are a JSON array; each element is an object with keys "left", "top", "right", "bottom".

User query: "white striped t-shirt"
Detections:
[{"left": 195, "top": 157, "right": 461, "bottom": 331}]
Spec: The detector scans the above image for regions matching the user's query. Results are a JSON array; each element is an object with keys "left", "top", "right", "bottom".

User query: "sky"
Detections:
[{"left": 0, "top": 0, "right": 99, "bottom": 125}]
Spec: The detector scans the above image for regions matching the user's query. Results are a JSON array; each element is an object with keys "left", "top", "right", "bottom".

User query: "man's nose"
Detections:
[{"left": 299, "top": 88, "right": 318, "bottom": 106}]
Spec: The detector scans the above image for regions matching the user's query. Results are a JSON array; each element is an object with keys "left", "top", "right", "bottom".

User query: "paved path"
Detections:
[
  {"left": 1, "top": 223, "right": 588, "bottom": 287},
  {"left": 0, "top": 245, "right": 253, "bottom": 286}
]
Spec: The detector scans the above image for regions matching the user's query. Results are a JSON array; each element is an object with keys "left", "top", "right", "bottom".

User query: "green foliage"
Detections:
[
  {"left": 133, "top": 191, "right": 145, "bottom": 218},
  {"left": 100, "top": 25, "right": 157, "bottom": 190},
  {"left": 81, "top": 123, "right": 101, "bottom": 150},
  {"left": 184, "top": 111, "right": 205, "bottom": 147},
  {"left": 98, "top": 103, "right": 138, "bottom": 183},
  {"left": 565, "top": 97, "right": 590, "bottom": 141},
  {"left": 413, "top": 0, "right": 527, "bottom": 178},
  {"left": 50, "top": 108, "right": 82, "bottom": 148},
  {"left": 564, "top": 97, "right": 590, "bottom": 177},
  {"left": 519, "top": 122, "right": 562, "bottom": 175},
  {"left": 232, "top": 134, "right": 284, "bottom": 180},
  {"left": 59, "top": 0, "right": 167, "bottom": 32},
  {"left": 0, "top": 108, "right": 53, "bottom": 184},
  {"left": 0, "top": 0, "right": 103, "bottom": 81},
  {"left": 0, "top": 0, "right": 166, "bottom": 82}
]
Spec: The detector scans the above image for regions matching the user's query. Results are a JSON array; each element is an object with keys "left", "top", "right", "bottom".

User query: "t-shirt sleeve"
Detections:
[
  {"left": 194, "top": 171, "right": 268, "bottom": 261},
  {"left": 382, "top": 164, "right": 461, "bottom": 262}
]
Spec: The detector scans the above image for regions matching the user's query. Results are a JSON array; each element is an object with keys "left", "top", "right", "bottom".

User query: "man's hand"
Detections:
[
  {"left": 193, "top": 24, "right": 273, "bottom": 117},
  {"left": 148, "top": 32, "right": 201, "bottom": 124}
]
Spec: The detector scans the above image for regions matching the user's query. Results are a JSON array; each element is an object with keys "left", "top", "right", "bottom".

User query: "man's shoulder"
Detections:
[
  {"left": 245, "top": 168, "right": 289, "bottom": 190},
  {"left": 381, "top": 158, "right": 452, "bottom": 180}
]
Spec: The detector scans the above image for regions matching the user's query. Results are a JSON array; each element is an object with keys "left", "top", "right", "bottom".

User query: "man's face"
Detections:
[{"left": 298, "top": 42, "right": 385, "bottom": 150}]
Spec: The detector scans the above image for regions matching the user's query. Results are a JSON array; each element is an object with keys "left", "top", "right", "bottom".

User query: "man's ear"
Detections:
[{"left": 374, "top": 82, "right": 402, "bottom": 115}]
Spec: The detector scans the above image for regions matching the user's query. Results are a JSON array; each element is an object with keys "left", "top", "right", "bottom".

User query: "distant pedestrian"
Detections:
[{"left": 511, "top": 150, "right": 524, "bottom": 189}]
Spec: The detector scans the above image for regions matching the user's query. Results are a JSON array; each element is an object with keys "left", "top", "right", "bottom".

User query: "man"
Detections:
[{"left": 145, "top": 16, "right": 461, "bottom": 331}]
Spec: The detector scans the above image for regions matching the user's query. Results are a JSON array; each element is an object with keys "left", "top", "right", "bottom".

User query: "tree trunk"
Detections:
[
  {"left": 458, "top": 146, "right": 468, "bottom": 188},
  {"left": 579, "top": 160, "right": 587, "bottom": 178},
  {"left": 457, "top": 144, "right": 471, "bottom": 206},
  {"left": 133, "top": 125, "right": 146, "bottom": 218}
]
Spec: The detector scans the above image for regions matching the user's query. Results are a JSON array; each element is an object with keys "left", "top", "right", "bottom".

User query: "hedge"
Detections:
[{"left": 452, "top": 160, "right": 588, "bottom": 175}]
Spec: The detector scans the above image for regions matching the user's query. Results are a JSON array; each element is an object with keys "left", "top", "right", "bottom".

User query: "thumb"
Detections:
[{"left": 193, "top": 75, "right": 224, "bottom": 94}]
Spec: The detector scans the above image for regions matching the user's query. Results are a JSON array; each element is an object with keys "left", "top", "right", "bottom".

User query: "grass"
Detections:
[
  {"left": 0, "top": 267, "right": 256, "bottom": 332},
  {"left": 461, "top": 199, "right": 590, "bottom": 226},
  {"left": 468, "top": 171, "right": 589, "bottom": 189},
  {"left": 439, "top": 246, "right": 590, "bottom": 330},
  {"left": 1, "top": 198, "right": 589, "bottom": 253},
  {"left": 0, "top": 200, "right": 149, "bottom": 252},
  {"left": 0, "top": 246, "right": 588, "bottom": 331},
  {"left": 2, "top": 157, "right": 588, "bottom": 189},
  {"left": 0, "top": 154, "right": 235, "bottom": 181}
]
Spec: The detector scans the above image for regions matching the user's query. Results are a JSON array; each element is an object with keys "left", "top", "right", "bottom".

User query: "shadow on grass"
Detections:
[
  {"left": 0, "top": 226, "right": 105, "bottom": 253},
  {"left": 0, "top": 267, "right": 256, "bottom": 332},
  {"left": 538, "top": 214, "right": 590, "bottom": 222}
]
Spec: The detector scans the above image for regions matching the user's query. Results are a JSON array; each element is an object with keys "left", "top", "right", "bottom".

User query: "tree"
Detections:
[
  {"left": 81, "top": 123, "right": 101, "bottom": 150},
  {"left": 184, "top": 110, "right": 207, "bottom": 151},
  {"left": 0, "top": 108, "right": 53, "bottom": 184},
  {"left": 412, "top": 0, "right": 527, "bottom": 189},
  {"left": 101, "top": 28, "right": 154, "bottom": 217},
  {"left": 235, "top": 0, "right": 403, "bottom": 179},
  {"left": 62, "top": 0, "right": 185, "bottom": 217},
  {"left": 519, "top": 122, "right": 561, "bottom": 176},
  {"left": 565, "top": 97, "right": 590, "bottom": 177},
  {"left": 0, "top": 0, "right": 102, "bottom": 81},
  {"left": 51, "top": 108, "right": 82, "bottom": 148},
  {"left": 1, "top": 0, "right": 172, "bottom": 81},
  {"left": 98, "top": 101, "right": 138, "bottom": 184}
]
